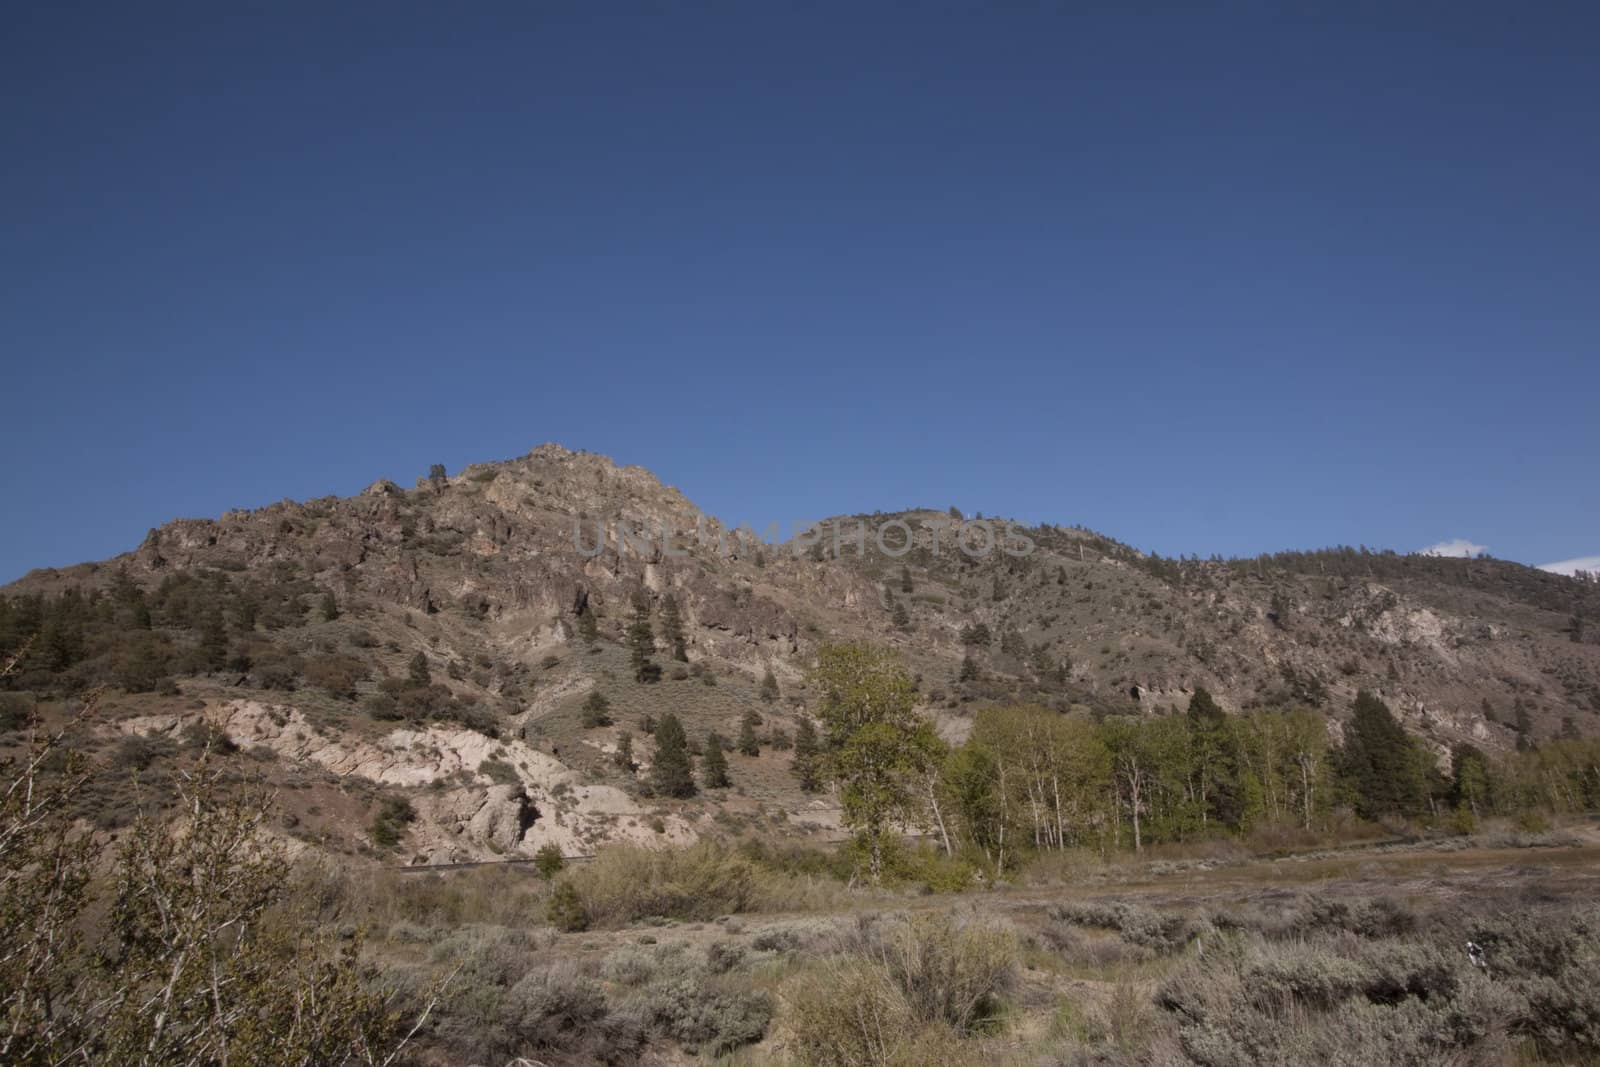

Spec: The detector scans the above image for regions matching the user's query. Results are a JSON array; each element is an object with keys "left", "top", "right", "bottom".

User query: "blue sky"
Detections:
[{"left": 3, "top": 2, "right": 1597, "bottom": 583}]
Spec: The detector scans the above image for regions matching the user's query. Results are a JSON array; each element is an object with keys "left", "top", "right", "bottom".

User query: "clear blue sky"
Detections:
[{"left": 4, "top": 2, "right": 1597, "bottom": 583}]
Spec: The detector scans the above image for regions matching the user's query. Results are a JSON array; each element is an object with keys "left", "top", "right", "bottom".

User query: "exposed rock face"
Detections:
[
  {"left": 114, "top": 700, "right": 697, "bottom": 861},
  {"left": 421, "top": 784, "right": 536, "bottom": 859}
]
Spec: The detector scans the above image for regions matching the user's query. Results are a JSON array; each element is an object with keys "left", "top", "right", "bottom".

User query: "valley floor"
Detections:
[{"left": 346, "top": 824, "right": 1600, "bottom": 1066}]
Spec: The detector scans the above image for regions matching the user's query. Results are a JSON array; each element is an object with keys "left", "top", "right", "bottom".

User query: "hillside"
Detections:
[{"left": 3, "top": 443, "right": 1598, "bottom": 864}]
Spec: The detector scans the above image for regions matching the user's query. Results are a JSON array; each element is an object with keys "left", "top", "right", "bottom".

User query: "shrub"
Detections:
[
  {"left": 560, "top": 843, "right": 755, "bottom": 927},
  {"left": 581, "top": 690, "right": 612, "bottom": 728},
  {"left": 302, "top": 654, "right": 365, "bottom": 699},
  {"left": 547, "top": 882, "right": 589, "bottom": 932},
  {"left": 505, "top": 963, "right": 608, "bottom": 1048},
  {"left": 476, "top": 758, "right": 518, "bottom": 785},
  {"left": 1050, "top": 900, "right": 1201, "bottom": 955},
  {"left": 368, "top": 796, "right": 415, "bottom": 848},
  {"left": 862, "top": 912, "right": 1017, "bottom": 1034},
  {"left": 785, "top": 956, "right": 916, "bottom": 1067},
  {"left": 532, "top": 842, "right": 565, "bottom": 879},
  {"left": 644, "top": 974, "right": 773, "bottom": 1054}
]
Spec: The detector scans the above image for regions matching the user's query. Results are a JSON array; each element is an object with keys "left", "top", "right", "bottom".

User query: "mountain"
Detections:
[{"left": 4, "top": 443, "right": 1598, "bottom": 863}]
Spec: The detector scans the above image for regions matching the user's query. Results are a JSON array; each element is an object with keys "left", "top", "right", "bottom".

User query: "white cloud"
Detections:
[
  {"left": 1539, "top": 555, "right": 1600, "bottom": 577},
  {"left": 1420, "top": 538, "right": 1488, "bottom": 559}
]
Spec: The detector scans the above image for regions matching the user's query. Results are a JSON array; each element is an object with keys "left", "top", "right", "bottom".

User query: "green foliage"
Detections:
[
  {"left": 811, "top": 643, "right": 941, "bottom": 881},
  {"left": 546, "top": 881, "right": 588, "bottom": 932},
  {"left": 407, "top": 651, "right": 431, "bottom": 687},
  {"left": 613, "top": 731, "right": 636, "bottom": 772},
  {"left": 581, "top": 689, "right": 612, "bottom": 728},
  {"left": 627, "top": 600, "right": 659, "bottom": 683},
  {"left": 737, "top": 710, "right": 761, "bottom": 756},
  {"left": 1339, "top": 691, "right": 1427, "bottom": 819},
  {"left": 649, "top": 713, "right": 696, "bottom": 798},
  {"left": 369, "top": 795, "right": 416, "bottom": 848},
  {"left": 476, "top": 759, "right": 518, "bottom": 785},
  {"left": 759, "top": 667, "right": 779, "bottom": 704},
  {"left": 701, "top": 733, "right": 731, "bottom": 789},
  {"left": 792, "top": 717, "right": 822, "bottom": 792},
  {"left": 659, "top": 594, "right": 688, "bottom": 662},
  {"left": 576, "top": 603, "right": 599, "bottom": 645},
  {"left": 533, "top": 842, "right": 566, "bottom": 879},
  {"left": 556, "top": 843, "right": 756, "bottom": 927}
]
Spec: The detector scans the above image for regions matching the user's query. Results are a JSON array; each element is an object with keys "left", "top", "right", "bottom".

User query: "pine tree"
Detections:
[
  {"left": 791, "top": 717, "right": 822, "bottom": 792},
  {"left": 759, "top": 668, "right": 779, "bottom": 704},
  {"left": 427, "top": 463, "right": 447, "bottom": 489},
  {"left": 660, "top": 594, "right": 688, "bottom": 662},
  {"left": 738, "top": 712, "right": 761, "bottom": 757},
  {"left": 959, "top": 652, "right": 980, "bottom": 682},
  {"left": 891, "top": 597, "right": 910, "bottom": 631},
  {"left": 701, "top": 733, "right": 731, "bottom": 788},
  {"left": 581, "top": 690, "right": 612, "bottom": 728},
  {"left": 899, "top": 566, "right": 913, "bottom": 593},
  {"left": 1338, "top": 690, "right": 1426, "bottom": 818},
  {"left": 318, "top": 591, "right": 339, "bottom": 622},
  {"left": 199, "top": 608, "right": 229, "bottom": 671},
  {"left": 649, "top": 713, "right": 696, "bottom": 798},
  {"left": 613, "top": 731, "right": 636, "bottom": 772},
  {"left": 576, "top": 604, "right": 599, "bottom": 646},
  {"left": 407, "top": 652, "right": 431, "bottom": 687},
  {"left": 627, "top": 600, "right": 659, "bottom": 683}
]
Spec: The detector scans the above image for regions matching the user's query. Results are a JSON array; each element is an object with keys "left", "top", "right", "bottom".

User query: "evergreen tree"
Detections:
[
  {"left": 576, "top": 604, "right": 599, "bottom": 646},
  {"left": 1449, "top": 743, "right": 1492, "bottom": 817},
  {"left": 407, "top": 652, "right": 431, "bottom": 687},
  {"left": 660, "top": 594, "right": 688, "bottom": 662},
  {"left": 427, "top": 463, "right": 447, "bottom": 489},
  {"left": 959, "top": 652, "right": 980, "bottom": 682},
  {"left": 199, "top": 608, "right": 229, "bottom": 671},
  {"left": 1338, "top": 691, "right": 1426, "bottom": 819},
  {"left": 792, "top": 718, "right": 822, "bottom": 792},
  {"left": 613, "top": 731, "right": 636, "bottom": 772},
  {"left": 900, "top": 566, "right": 913, "bottom": 593},
  {"left": 581, "top": 690, "right": 612, "bottom": 728},
  {"left": 759, "top": 668, "right": 779, "bottom": 704},
  {"left": 318, "top": 591, "right": 339, "bottom": 622},
  {"left": 891, "top": 597, "right": 911, "bottom": 631},
  {"left": 738, "top": 712, "right": 761, "bottom": 756},
  {"left": 649, "top": 713, "right": 696, "bottom": 797},
  {"left": 1514, "top": 700, "right": 1534, "bottom": 751},
  {"left": 627, "top": 600, "right": 659, "bottom": 683},
  {"left": 701, "top": 733, "right": 731, "bottom": 788}
]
